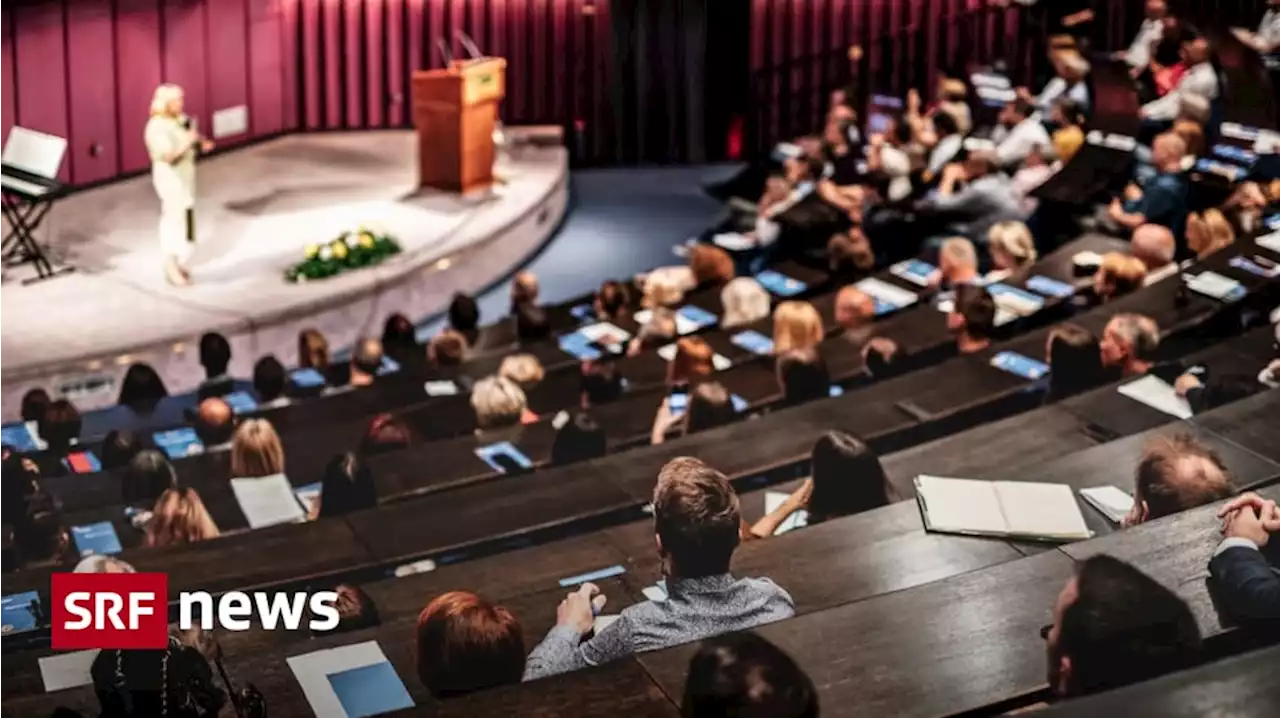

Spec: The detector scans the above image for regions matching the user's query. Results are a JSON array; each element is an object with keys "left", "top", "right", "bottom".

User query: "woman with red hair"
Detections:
[{"left": 415, "top": 591, "right": 525, "bottom": 697}]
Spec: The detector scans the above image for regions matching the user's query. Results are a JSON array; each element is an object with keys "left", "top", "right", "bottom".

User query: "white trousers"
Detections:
[
  {"left": 158, "top": 204, "right": 194, "bottom": 264},
  {"left": 153, "top": 162, "right": 195, "bottom": 264}
]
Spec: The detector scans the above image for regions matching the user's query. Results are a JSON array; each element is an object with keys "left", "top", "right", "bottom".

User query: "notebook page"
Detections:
[
  {"left": 914, "top": 475, "right": 1007, "bottom": 535},
  {"left": 1116, "top": 375, "right": 1193, "bottom": 419},
  {"left": 231, "top": 474, "right": 306, "bottom": 529},
  {"left": 995, "top": 482, "right": 1092, "bottom": 540}
]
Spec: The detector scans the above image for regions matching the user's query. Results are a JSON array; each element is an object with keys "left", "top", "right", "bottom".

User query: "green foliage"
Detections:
[{"left": 284, "top": 228, "right": 402, "bottom": 283}]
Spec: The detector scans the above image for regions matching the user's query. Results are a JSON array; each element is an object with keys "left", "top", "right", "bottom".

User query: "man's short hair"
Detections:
[
  {"left": 199, "top": 332, "right": 232, "bottom": 376},
  {"left": 941, "top": 237, "right": 977, "bottom": 272},
  {"left": 252, "top": 356, "right": 287, "bottom": 402},
  {"left": 352, "top": 338, "right": 384, "bottom": 376},
  {"left": 956, "top": 284, "right": 997, "bottom": 340},
  {"left": 653, "top": 458, "right": 742, "bottom": 578},
  {"left": 448, "top": 293, "right": 480, "bottom": 332},
  {"left": 1134, "top": 434, "right": 1236, "bottom": 520},
  {"left": 581, "top": 361, "right": 625, "bottom": 405},
  {"left": 428, "top": 330, "right": 468, "bottom": 367},
  {"left": 682, "top": 632, "right": 818, "bottom": 718},
  {"left": 1108, "top": 314, "right": 1161, "bottom": 361},
  {"left": 511, "top": 271, "right": 540, "bottom": 308},
  {"left": 1056, "top": 555, "right": 1201, "bottom": 696}
]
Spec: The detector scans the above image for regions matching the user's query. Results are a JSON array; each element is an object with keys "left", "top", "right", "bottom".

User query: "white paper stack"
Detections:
[
  {"left": 1079, "top": 486, "right": 1135, "bottom": 525},
  {"left": 1116, "top": 375, "right": 1193, "bottom": 419},
  {"left": 231, "top": 474, "right": 306, "bottom": 529}
]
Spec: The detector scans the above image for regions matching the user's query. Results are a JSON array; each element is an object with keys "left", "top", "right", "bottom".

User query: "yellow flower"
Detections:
[
  {"left": 304, "top": 244, "right": 320, "bottom": 260},
  {"left": 331, "top": 241, "right": 348, "bottom": 260},
  {"left": 360, "top": 233, "right": 375, "bottom": 249}
]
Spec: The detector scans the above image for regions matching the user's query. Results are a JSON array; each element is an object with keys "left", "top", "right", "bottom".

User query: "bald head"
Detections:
[
  {"left": 835, "top": 286, "right": 876, "bottom": 331},
  {"left": 1134, "top": 434, "right": 1235, "bottom": 522},
  {"left": 512, "top": 271, "right": 540, "bottom": 308},
  {"left": 1131, "top": 224, "right": 1175, "bottom": 270},
  {"left": 1151, "top": 133, "right": 1187, "bottom": 170},
  {"left": 194, "top": 397, "right": 234, "bottom": 445},
  {"left": 940, "top": 237, "right": 979, "bottom": 284}
]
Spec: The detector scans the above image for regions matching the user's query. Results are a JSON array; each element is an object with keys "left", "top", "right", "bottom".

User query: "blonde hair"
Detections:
[
  {"left": 720, "top": 278, "right": 771, "bottom": 329},
  {"left": 231, "top": 418, "right": 286, "bottom": 478},
  {"left": 471, "top": 375, "right": 527, "bottom": 429},
  {"left": 1186, "top": 208, "right": 1235, "bottom": 257},
  {"left": 150, "top": 83, "right": 183, "bottom": 117},
  {"left": 498, "top": 353, "right": 545, "bottom": 385},
  {"left": 772, "top": 301, "right": 824, "bottom": 354},
  {"left": 987, "top": 221, "right": 1038, "bottom": 270},
  {"left": 298, "top": 328, "right": 330, "bottom": 369},
  {"left": 146, "top": 488, "right": 220, "bottom": 547},
  {"left": 641, "top": 267, "right": 692, "bottom": 309},
  {"left": 1096, "top": 253, "right": 1148, "bottom": 299}
]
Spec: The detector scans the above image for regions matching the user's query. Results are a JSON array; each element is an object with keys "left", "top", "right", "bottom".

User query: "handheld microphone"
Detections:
[{"left": 180, "top": 114, "right": 192, "bottom": 130}]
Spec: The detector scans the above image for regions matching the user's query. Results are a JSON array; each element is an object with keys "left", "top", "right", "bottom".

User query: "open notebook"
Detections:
[{"left": 914, "top": 475, "right": 1092, "bottom": 542}]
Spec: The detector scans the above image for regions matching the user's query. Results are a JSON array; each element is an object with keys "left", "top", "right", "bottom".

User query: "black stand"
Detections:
[{"left": 1, "top": 191, "right": 73, "bottom": 284}]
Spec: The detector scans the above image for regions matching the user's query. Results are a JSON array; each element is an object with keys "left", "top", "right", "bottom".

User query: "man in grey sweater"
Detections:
[{"left": 523, "top": 457, "right": 796, "bottom": 681}]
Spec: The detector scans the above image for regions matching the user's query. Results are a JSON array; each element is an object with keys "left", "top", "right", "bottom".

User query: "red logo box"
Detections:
[{"left": 51, "top": 573, "right": 169, "bottom": 650}]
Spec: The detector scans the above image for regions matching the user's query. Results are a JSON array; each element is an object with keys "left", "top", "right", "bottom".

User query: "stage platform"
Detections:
[{"left": 0, "top": 131, "right": 568, "bottom": 416}]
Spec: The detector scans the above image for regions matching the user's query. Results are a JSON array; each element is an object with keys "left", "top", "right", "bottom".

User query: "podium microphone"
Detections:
[
  {"left": 435, "top": 37, "right": 455, "bottom": 66},
  {"left": 455, "top": 29, "right": 483, "bottom": 60}
]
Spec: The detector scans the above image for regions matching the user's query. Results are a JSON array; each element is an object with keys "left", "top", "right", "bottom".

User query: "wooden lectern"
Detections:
[{"left": 411, "top": 57, "right": 507, "bottom": 193}]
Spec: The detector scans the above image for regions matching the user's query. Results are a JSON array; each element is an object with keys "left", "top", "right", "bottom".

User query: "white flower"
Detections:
[
  {"left": 344, "top": 233, "right": 360, "bottom": 247},
  {"left": 319, "top": 246, "right": 333, "bottom": 261}
]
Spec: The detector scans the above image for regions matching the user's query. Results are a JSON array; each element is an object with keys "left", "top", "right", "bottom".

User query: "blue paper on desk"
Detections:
[
  {"left": 327, "top": 661, "right": 415, "bottom": 718},
  {"left": 1, "top": 590, "right": 42, "bottom": 634},
  {"left": 731, "top": 330, "right": 775, "bottom": 356},
  {"left": 677, "top": 305, "right": 719, "bottom": 331},
  {"left": 223, "top": 390, "right": 258, "bottom": 415},
  {"left": 1, "top": 422, "right": 40, "bottom": 453},
  {"left": 890, "top": 259, "right": 936, "bottom": 287},
  {"left": 1212, "top": 144, "right": 1257, "bottom": 167},
  {"left": 153, "top": 427, "right": 205, "bottom": 459},
  {"left": 558, "top": 332, "right": 602, "bottom": 361},
  {"left": 71, "top": 521, "right": 123, "bottom": 557},
  {"left": 474, "top": 441, "right": 533, "bottom": 474},
  {"left": 829, "top": 385, "right": 844, "bottom": 397},
  {"left": 376, "top": 356, "right": 400, "bottom": 376},
  {"left": 570, "top": 303, "right": 596, "bottom": 323},
  {"left": 755, "top": 270, "right": 808, "bottom": 297},
  {"left": 289, "top": 367, "right": 327, "bottom": 389},
  {"left": 990, "top": 351, "right": 1050, "bottom": 380},
  {"left": 559, "top": 564, "right": 626, "bottom": 587},
  {"left": 1025, "top": 275, "right": 1076, "bottom": 299},
  {"left": 986, "top": 283, "right": 1045, "bottom": 314}
]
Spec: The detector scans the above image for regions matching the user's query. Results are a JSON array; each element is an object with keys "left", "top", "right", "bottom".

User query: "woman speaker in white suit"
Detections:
[{"left": 145, "top": 84, "right": 213, "bottom": 286}]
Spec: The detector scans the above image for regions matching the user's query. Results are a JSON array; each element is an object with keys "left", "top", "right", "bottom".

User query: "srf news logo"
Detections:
[{"left": 51, "top": 573, "right": 339, "bottom": 650}]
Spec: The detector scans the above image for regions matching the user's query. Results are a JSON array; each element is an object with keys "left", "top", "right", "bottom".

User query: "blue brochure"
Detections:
[
  {"left": 1229, "top": 255, "right": 1280, "bottom": 278},
  {"left": 62, "top": 451, "right": 103, "bottom": 474},
  {"left": 474, "top": 441, "right": 533, "bottom": 474},
  {"left": 731, "top": 330, "right": 775, "bottom": 356},
  {"left": 327, "top": 662, "right": 415, "bottom": 718},
  {"left": 986, "top": 283, "right": 1045, "bottom": 313},
  {"left": 677, "top": 305, "right": 719, "bottom": 330},
  {"left": 0, "top": 423, "right": 40, "bottom": 453},
  {"left": 71, "top": 521, "right": 124, "bottom": 557},
  {"left": 153, "top": 427, "right": 205, "bottom": 459},
  {"left": 569, "top": 303, "right": 596, "bottom": 322},
  {"left": 1, "top": 591, "right": 42, "bottom": 634},
  {"left": 829, "top": 385, "right": 845, "bottom": 397},
  {"left": 755, "top": 270, "right": 808, "bottom": 297},
  {"left": 558, "top": 333, "right": 602, "bottom": 361},
  {"left": 376, "top": 355, "right": 400, "bottom": 376},
  {"left": 990, "top": 351, "right": 1050, "bottom": 380},
  {"left": 1025, "top": 275, "right": 1076, "bottom": 299},
  {"left": 669, "top": 392, "right": 689, "bottom": 415},
  {"left": 558, "top": 564, "right": 626, "bottom": 587},
  {"left": 289, "top": 367, "right": 326, "bottom": 389},
  {"left": 731, "top": 394, "right": 749, "bottom": 412},
  {"left": 223, "top": 390, "right": 258, "bottom": 415},
  {"left": 890, "top": 259, "right": 937, "bottom": 287},
  {"left": 1211, "top": 144, "right": 1257, "bottom": 167}
]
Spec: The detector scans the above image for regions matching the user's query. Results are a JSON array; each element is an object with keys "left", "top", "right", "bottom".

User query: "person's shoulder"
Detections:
[{"left": 738, "top": 575, "right": 796, "bottom": 606}]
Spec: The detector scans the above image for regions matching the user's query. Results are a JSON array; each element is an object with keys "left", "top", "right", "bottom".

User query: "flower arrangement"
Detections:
[{"left": 284, "top": 226, "right": 402, "bottom": 283}]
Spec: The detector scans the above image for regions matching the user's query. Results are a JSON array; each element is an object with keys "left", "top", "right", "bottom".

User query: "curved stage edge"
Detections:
[{"left": 0, "top": 132, "right": 569, "bottom": 416}]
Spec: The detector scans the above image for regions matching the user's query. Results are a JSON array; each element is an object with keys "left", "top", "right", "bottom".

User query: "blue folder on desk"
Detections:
[
  {"left": 71, "top": 521, "right": 124, "bottom": 557},
  {"left": 1, "top": 590, "right": 42, "bottom": 634},
  {"left": 289, "top": 367, "right": 327, "bottom": 389},
  {"left": 153, "top": 427, "right": 205, "bottom": 459},
  {"left": 755, "top": 270, "right": 808, "bottom": 297},
  {"left": 224, "top": 390, "right": 259, "bottom": 415},
  {"left": 677, "top": 305, "right": 719, "bottom": 331},
  {"left": 731, "top": 330, "right": 775, "bottom": 356},
  {"left": 1, "top": 423, "right": 40, "bottom": 453},
  {"left": 1025, "top": 275, "right": 1075, "bottom": 299},
  {"left": 327, "top": 661, "right": 414, "bottom": 718},
  {"left": 990, "top": 351, "right": 1050, "bottom": 380},
  {"left": 376, "top": 356, "right": 400, "bottom": 376},
  {"left": 474, "top": 441, "right": 533, "bottom": 474},
  {"left": 559, "top": 332, "right": 602, "bottom": 361}
]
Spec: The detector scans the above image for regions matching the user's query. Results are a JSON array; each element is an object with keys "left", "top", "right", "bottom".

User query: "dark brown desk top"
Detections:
[{"left": 1192, "top": 388, "right": 1280, "bottom": 465}]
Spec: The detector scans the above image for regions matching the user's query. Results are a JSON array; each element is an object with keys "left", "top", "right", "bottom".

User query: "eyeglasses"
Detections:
[{"left": 1040, "top": 623, "right": 1053, "bottom": 640}]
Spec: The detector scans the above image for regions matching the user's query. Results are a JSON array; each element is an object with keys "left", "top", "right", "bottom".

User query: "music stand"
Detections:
[{"left": 2, "top": 127, "right": 73, "bottom": 284}]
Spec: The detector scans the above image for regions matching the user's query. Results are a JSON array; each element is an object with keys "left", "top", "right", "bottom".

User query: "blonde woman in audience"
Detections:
[
  {"left": 145, "top": 487, "right": 220, "bottom": 547},
  {"left": 1093, "top": 253, "right": 1148, "bottom": 303},
  {"left": 720, "top": 278, "right": 772, "bottom": 329},
  {"left": 640, "top": 266, "right": 694, "bottom": 309},
  {"left": 498, "top": 354, "right": 545, "bottom": 387},
  {"left": 772, "top": 301, "right": 824, "bottom": 354},
  {"left": 230, "top": 419, "right": 286, "bottom": 478},
  {"left": 1186, "top": 209, "right": 1236, "bottom": 258},
  {"left": 298, "top": 328, "right": 330, "bottom": 369},
  {"left": 471, "top": 375, "right": 528, "bottom": 431},
  {"left": 986, "top": 221, "right": 1038, "bottom": 282},
  {"left": 1223, "top": 179, "right": 1280, "bottom": 234}
]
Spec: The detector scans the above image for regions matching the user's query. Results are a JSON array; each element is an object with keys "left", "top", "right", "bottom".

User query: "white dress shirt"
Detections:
[
  {"left": 927, "top": 134, "right": 965, "bottom": 175},
  {"left": 1034, "top": 78, "right": 1090, "bottom": 113},
  {"left": 1142, "top": 62, "right": 1220, "bottom": 121},
  {"left": 995, "top": 118, "right": 1052, "bottom": 167},
  {"left": 1260, "top": 9, "right": 1280, "bottom": 50},
  {"left": 1124, "top": 18, "right": 1164, "bottom": 69}
]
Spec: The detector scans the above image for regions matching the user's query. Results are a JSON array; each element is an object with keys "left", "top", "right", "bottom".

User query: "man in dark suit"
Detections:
[{"left": 1210, "top": 492, "right": 1280, "bottom": 622}]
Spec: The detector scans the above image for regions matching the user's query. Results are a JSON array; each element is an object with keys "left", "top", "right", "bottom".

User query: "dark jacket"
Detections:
[{"left": 1209, "top": 543, "right": 1280, "bottom": 623}]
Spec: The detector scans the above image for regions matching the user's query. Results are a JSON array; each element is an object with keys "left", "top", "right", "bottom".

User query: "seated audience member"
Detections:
[
  {"left": 1185, "top": 208, "right": 1235, "bottom": 258},
  {"left": 510, "top": 270, "right": 540, "bottom": 312},
  {"left": 145, "top": 487, "right": 220, "bottom": 547},
  {"left": 1, "top": 454, "right": 41, "bottom": 525},
  {"left": 21, "top": 388, "right": 50, "bottom": 424},
  {"left": 776, "top": 348, "right": 831, "bottom": 406},
  {"left": 361, "top": 413, "right": 413, "bottom": 456},
  {"left": 196, "top": 332, "right": 234, "bottom": 400},
  {"left": 922, "top": 108, "right": 965, "bottom": 178},
  {"left": 1050, "top": 98, "right": 1086, "bottom": 163},
  {"left": 818, "top": 118, "right": 864, "bottom": 207},
  {"left": 550, "top": 410, "right": 608, "bottom": 466},
  {"left": 100, "top": 430, "right": 143, "bottom": 472},
  {"left": 987, "top": 221, "right": 1038, "bottom": 281},
  {"left": 1223, "top": 179, "right": 1280, "bottom": 235},
  {"left": 919, "top": 150, "right": 1023, "bottom": 245},
  {"left": 749, "top": 432, "right": 891, "bottom": 538},
  {"left": 91, "top": 628, "right": 227, "bottom": 718},
  {"left": 581, "top": 360, "right": 625, "bottom": 407},
  {"left": 1124, "top": 434, "right": 1236, "bottom": 526},
  {"left": 417, "top": 591, "right": 525, "bottom": 697},
  {"left": 298, "top": 327, "right": 330, "bottom": 369},
  {"left": 1114, "top": 136, "right": 1189, "bottom": 237},
  {"left": 834, "top": 286, "right": 876, "bottom": 348},
  {"left": 668, "top": 337, "right": 716, "bottom": 387},
  {"left": 1232, "top": 1, "right": 1280, "bottom": 53},
  {"left": 12, "top": 493, "right": 70, "bottom": 568},
  {"left": 1044, "top": 555, "right": 1201, "bottom": 698},
  {"left": 252, "top": 355, "right": 288, "bottom": 406},
  {"left": 948, "top": 284, "right": 997, "bottom": 355},
  {"left": 117, "top": 363, "right": 170, "bottom": 413},
  {"left": 122, "top": 450, "right": 178, "bottom": 510},
  {"left": 863, "top": 337, "right": 902, "bottom": 379},
  {"left": 323, "top": 583, "right": 381, "bottom": 635},
  {"left": 316, "top": 452, "right": 377, "bottom": 519},
  {"left": 864, "top": 120, "right": 917, "bottom": 202},
  {"left": 1210, "top": 492, "right": 1280, "bottom": 622},
  {"left": 471, "top": 376, "right": 528, "bottom": 431},
  {"left": 1131, "top": 224, "right": 1177, "bottom": 283},
  {"left": 349, "top": 338, "right": 384, "bottom": 387},
  {"left": 523, "top": 457, "right": 795, "bottom": 680},
  {"left": 1022, "top": 49, "right": 1091, "bottom": 114},
  {"left": 427, "top": 329, "right": 468, "bottom": 368},
  {"left": 1171, "top": 118, "right": 1204, "bottom": 159},
  {"left": 772, "top": 301, "right": 824, "bottom": 354},
  {"left": 75, "top": 555, "right": 137, "bottom": 574},
  {"left": 381, "top": 313, "right": 420, "bottom": 366},
  {"left": 641, "top": 266, "right": 694, "bottom": 309},
  {"left": 1114, "top": 0, "right": 1168, "bottom": 70},
  {"left": 1093, "top": 253, "right": 1149, "bottom": 303},
  {"left": 230, "top": 418, "right": 285, "bottom": 477},
  {"left": 682, "top": 633, "right": 818, "bottom": 718},
  {"left": 595, "top": 279, "right": 633, "bottom": 323},
  {"left": 630, "top": 307, "right": 679, "bottom": 356},
  {"left": 653, "top": 380, "right": 736, "bottom": 446},
  {"left": 499, "top": 353, "right": 546, "bottom": 387},
  {"left": 39, "top": 399, "right": 82, "bottom": 457},
  {"left": 1141, "top": 30, "right": 1218, "bottom": 121},
  {"left": 1100, "top": 313, "right": 1161, "bottom": 377},
  {"left": 515, "top": 303, "right": 552, "bottom": 343},
  {"left": 992, "top": 98, "right": 1051, "bottom": 168},
  {"left": 720, "top": 278, "right": 772, "bottom": 330},
  {"left": 827, "top": 228, "right": 876, "bottom": 278},
  {"left": 931, "top": 237, "right": 981, "bottom": 288},
  {"left": 1044, "top": 324, "right": 1105, "bottom": 402},
  {"left": 192, "top": 397, "right": 235, "bottom": 449},
  {"left": 1010, "top": 145, "right": 1059, "bottom": 216},
  {"left": 447, "top": 292, "right": 482, "bottom": 343},
  {"left": 690, "top": 244, "right": 736, "bottom": 291}
]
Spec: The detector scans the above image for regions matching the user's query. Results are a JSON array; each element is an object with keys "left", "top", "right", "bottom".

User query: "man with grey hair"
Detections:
[
  {"left": 74, "top": 555, "right": 137, "bottom": 573},
  {"left": 1100, "top": 313, "right": 1161, "bottom": 377},
  {"left": 1132, "top": 224, "right": 1178, "bottom": 284},
  {"left": 929, "top": 237, "right": 981, "bottom": 289}
]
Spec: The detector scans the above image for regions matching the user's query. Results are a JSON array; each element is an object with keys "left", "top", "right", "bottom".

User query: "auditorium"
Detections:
[{"left": 3, "top": 0, "right": 1279, "bottom": 716}]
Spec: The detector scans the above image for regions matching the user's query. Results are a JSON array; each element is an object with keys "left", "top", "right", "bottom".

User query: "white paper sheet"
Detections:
[
  {"left": 1185, "top": 271, "right": 1243, "bottom": 301},
  {"left": 578, "top": 322, "right": 631, "bottom": 343},
  {"left": 642, "top": 582, "right": 668, "bottom": 602},
  {"left": 712, "top": 233, "right": 756, "bottom": 251},
  {"left": 231, "top": 474, "right": 306, "bottom": 529},
  {"left": 423, "top": 380, "right": 458, "bottom": 396},
  {"left": 855, "top": 277, "right": 919, "bottom": 309},
  {"left": 593, "top": 615, "right": 620, "bottom": 634},
  {"left": 764, "top": 491, "right": 809, "bottom": 535},
  {"left": 1079, "top": 486, "right": 1135, "bottom": 525},
  {"left": 915, "top": 475, "right": 1007, "bottom": 535},
  {"left": 288, "top": 641, "right": 402, "bottom": 718},
  {"left": 1257, "top": 231, "right": 1280, "bottom": 255},
  {"left": 39, "top": 650, "right": 99, "bottom": 693},
  {"left": 1072, "top": 250, "right": 1103, "bottom": 268},
  {"left": 712, "top": 353, "right": 732, "bottom": 371},
  {"left": 633, "top": 309, "right": 654, "bottom": 326},
  {"left": 995, "top": 482, "right": 1091, "bottom": 539},
  {"left": 657, "top": 343, "right": 677, "bottom": 361},
  {"left": 1117, "top": 375, "right": 1193, "bottom": 419}
]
